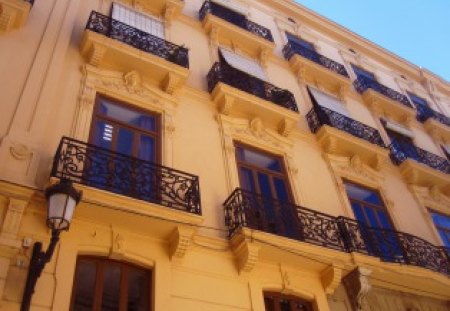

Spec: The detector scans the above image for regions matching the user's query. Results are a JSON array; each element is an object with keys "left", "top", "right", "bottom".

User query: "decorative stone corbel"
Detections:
[
  {"left": 169, "top": 226, "right": 195, "bottom": 260},
  {"left": 110, "top": 228, "right": 126, "bottom": 260},
  {"left": 321, "top": 264, "right": 343, "bottom": 295},
  {"left": 231, "top": 232, "right": 260, "bottom": 273},
  {"left": 278, "top": 118, "right": 295, "bottom": 137},
  {"left": 164, "top": 5, "right": 176, "bottom": 25},
  {"left": 162, "top": 72, "right": 182, "bottom": 95},
  {"left": 343, "top": 267, "right": 372, "bottom": 311},
  {"left": 337, "top": 84, "right": 348, "bottom": 102},
  {"left": 296, "top": 65, "right": 306, "bottom": 83},
  {"left": 218, "top": 94, "right": 235, "bottom": 115},
  {"left": 259, "top": 48, "right": 270, "bottom": 67},
  {"left": 209, "top": 26, "right": 219, "bottom": 47},
  {"left": 124, "top": 70, "right": 142, "bottom": 93},
  {"left": 85, "top": 42, "right": 107, "bottom": 67},
  {"left": 369, "top": 153, "right": 387, "bottom": 171},
  {"left": 249, "top": 117, "right": 263, "bottom": 136}
]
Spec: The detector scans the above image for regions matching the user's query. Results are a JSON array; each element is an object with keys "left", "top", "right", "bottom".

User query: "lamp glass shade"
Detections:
[{"left": 47, "top": 193, "right": 76, "bottom": 230}]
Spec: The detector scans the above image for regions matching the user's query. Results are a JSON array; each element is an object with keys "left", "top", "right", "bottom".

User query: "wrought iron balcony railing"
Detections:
[
  {"left": 51, "top": 137, "right": 201, "bottom": 215},
  {"left": 354, "top": 76, "right": 412, "bottom": 108},
  {"left": 207, "top": 61, "right": 298, "bottom": 112},
  {"left": 224, "top": 188, "right": 450, "bottom": 275},
  {"left": 416, "top": 104, "right": 450, "bottom": 127},
  {"left": 85, "top": 11, "right": 189, "bottom": 68},
  {"left": 306, "top": 105, "right": 386, "bottom": 148},
  {"left": 389, "top": 139, "right": 450, "bottom": 174},
  {"left": 199, "top": 0, "right": 274, "bottom": 42},
  {"left": 283, "top": 42, "right": 349, "bottom": 78}
]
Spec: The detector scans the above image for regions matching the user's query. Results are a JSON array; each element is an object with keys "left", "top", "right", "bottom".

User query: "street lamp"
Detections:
[{"left": 21, "top": 179, "right": 82, "bottom": 311}]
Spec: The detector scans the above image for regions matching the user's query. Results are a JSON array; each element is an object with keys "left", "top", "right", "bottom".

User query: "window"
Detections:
[
  {"left": 90, "top": 95, "right": 160, "bottom": 163},
  {"left": 344, "top": 182, "right": 394, "bottom": 230},
  {"left": 235, "top": 143, "right": 298, "bottom": 237},
  {"left": 286, "top": 33, "right": 315, "bottom": 51},
  {"left": 264, "top": 292, "right": 313, "bottom": 311},
  {"left": 351, "top": 64, "right": 375, "bottom": 81},
  {"left": 344, "top": 182, "right": 402, "bottom": 261},
  {"left": 408, "top": 92, "right": 429, "bottom": 108},
  {"left": 429, "top": 210, "right": 450, "bottom": 247},
  {"left": 71, "top": 257, "right": 151, "bottom": 311}
]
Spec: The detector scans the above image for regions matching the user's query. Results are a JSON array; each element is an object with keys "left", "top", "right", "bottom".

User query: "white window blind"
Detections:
[
  {"left": 210, "top": 0, "right": 248, "bottom": 15},
  {"left": 112, "top": 3, "right": 165, "bottom": 39},
  {"left": 220, "top": 48, "right": 266, "bottom": 81},
  {"left": 382, "top": 118, "right": 415, "bottom": 138},
  {"left": 308, "top": 87, "right": 349, "bottom": 117}
]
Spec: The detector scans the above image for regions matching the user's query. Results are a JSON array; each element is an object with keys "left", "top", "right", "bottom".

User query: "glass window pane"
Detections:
[
  {"left": 431, "top": 212, "right": 450, "bottom": 228},
  {"left": 258, "top": 172, "right": 273, "bottom": 199},
  {"left": 127, "top": 267, "right": 150, "bottom": 311},
  {"left": 138, "top": 135, "right": 155, "bottom": 161},
  {"left": 365, "top": 208, "right": 379, "bottom": 228},
  {"left": 101, "top": 264, "right": 121, "bottom": 311},
  {"left": 72, "top": 260, "right": 97, "bottom": 311},
  {"left": 287, "top": 33, "right": 315, "bottom": 51},
  {"left": 239, "top": 167, "right": 256, "bottom": 192},
  {"left": 93, "top": 121, "right": 113, "bottom": 149},
  {"left": 236, "top": 147, "right": 282, "bottom": 172},
  {"left": 377, "top": 210, "right": 393, "bottom": 229},
  {"left": 117, "top": 128, "right": 134, "bottom": 156},
  {"left": 98, "top": 99, "right": 156, "bottom": 132},
  {"left": 273, "top": 178, "right": 289, "bottom": 203},
  {"left": 344, "top": 183, "right": 382, "bottom": 205}
]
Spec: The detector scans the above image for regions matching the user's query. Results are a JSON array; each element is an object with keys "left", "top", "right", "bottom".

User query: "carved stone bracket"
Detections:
[
  {"left": 321, "top": 264, "right": 343, "bottom": 295},
  {"left": 230, "top": 232, "right": 260, "bottom": 273},
  {"left": 169, "top": 226, "right": 195, "bottom": 260},
  {"left": 343, "top": 267, "right": 372, "bottom": 311}
]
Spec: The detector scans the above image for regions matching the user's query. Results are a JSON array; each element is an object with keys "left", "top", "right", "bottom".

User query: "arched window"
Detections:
[
  {"left": 264, "top": 292, "right": 313, "bottom": 311},
  {"left": 70, "top": 257, "right": 151, "bottom": 311}
]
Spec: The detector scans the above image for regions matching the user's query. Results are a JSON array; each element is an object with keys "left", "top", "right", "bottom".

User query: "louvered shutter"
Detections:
[
  {"left": 220, "top": 48, "right": 266, "bottom": 81},
  {"left": 309, "top": 87, "right": 349, "bottom": 117}
]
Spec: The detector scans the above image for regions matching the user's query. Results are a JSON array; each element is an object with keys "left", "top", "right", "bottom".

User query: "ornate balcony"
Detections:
[
  {"left": 354, "top": 76, "right": 415, "bottom": 125},
  {"left": 207, "top": 61, "right": 299, "bottom": 136},
  {"left": 80, "top": 11, "right": 189, "bottom": 94},
  {"left": 0, "top": 0, "right": 33, "bottom": 33},
  {"left": 416, "top": 105, "right": 450, "bottom": 144},
  {"left": 389, "top": 139, "right": 450, "bottom": 190},
  {"left": 224, "top": 188, "right": 450, "bottom": 277},
  {"left": 199, "top": 0, "right": 275, "bottom": 61},
  {"left": 51, "top": 137, "right": 201, "bottom": 215},
  {"left": 306, "top": 105, "right": 388, "bottom": 170},
  {"left": 283, "top": 42, "right": 351, "bottom": 95}
]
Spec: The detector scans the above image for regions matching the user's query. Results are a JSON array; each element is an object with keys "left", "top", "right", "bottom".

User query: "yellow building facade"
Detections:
[{"left": 0, "top": 0, "right": 449, "bottom": 310}]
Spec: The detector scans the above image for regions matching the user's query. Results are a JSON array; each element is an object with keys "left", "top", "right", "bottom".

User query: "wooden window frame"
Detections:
[
  {"left": 70, "top": 256, "right": 152, "bottom": 311},
  {"left": 90, "top": 94, "right": 162, "bottom": 164},
  {"left": 264, "top": 292, "right": 314, "bottom": 311},
  {"left": 343, "top": 180, "right": 396, "bottom": 230},
  {"left": 234, "top": 142, "right": 294, "bottom": 202}
]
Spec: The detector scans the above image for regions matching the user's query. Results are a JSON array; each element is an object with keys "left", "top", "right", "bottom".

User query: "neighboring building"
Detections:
[{"left": 0, "top": 0, "right": 450, "bottom": 310}]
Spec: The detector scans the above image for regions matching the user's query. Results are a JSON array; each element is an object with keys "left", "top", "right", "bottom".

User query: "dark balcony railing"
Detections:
[
  {"left": 207, "top": 61, "right": 298, "bottom": 112},
  {"left": 306, "top": 105, "right": 386, "bottom": 148},
  {"left": 86, "top": 11, "right": 189, "bottom": 68},
  {"left": 224, "top": 188, "right": 450, "bottom": 275},
  {"left": 199, "top": 0, "right": 274, "bottom": 42},
  {"left": 354, "top": 76, "right": 412, "bottom": 108},
  {"left": 51, "top": 137, "right": 201, "bottom": 215},
  {"left": 416, "top": 104, "right": 450, "bottom": 127},
  {"left": 283, "top": 42, "right": 349, "bottom": 78},
  {"left": 389, "top": 139, "right": 450, "bottom": 174}
]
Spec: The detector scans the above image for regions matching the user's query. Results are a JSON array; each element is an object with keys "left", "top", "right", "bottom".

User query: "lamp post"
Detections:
[{"left": 20, "top": 179, "right": 82, "bottom": 311}]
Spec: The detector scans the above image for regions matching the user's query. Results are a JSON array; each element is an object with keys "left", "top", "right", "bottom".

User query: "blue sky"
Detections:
[{"left": 294, "top": 0, "right": 450, "bottom": 82}]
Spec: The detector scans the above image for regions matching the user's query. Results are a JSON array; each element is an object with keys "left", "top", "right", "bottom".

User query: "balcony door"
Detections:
[
  {"left": 344, "top": 182, "right": 403, "bottom": 262},
  {"left": 87, "top": 95, "right": 161, "bottom": 199},
  {"left": 235, "top": 143, "right": 299, "bottom": 238}
]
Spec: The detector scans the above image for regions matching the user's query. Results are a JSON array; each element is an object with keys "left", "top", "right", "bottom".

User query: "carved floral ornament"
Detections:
[{"left": 73, "top": 65, "right": 178, "bottom": 141}]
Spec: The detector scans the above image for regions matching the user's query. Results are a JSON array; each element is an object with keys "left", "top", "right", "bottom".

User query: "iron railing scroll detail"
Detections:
[
  {"left": 283, "top": 42, "right": 349, "bottom": 78},
  {"left": 389, "top": 139, "right": 450, "bottom": 174},
  {"left": 207, "top": 61, "right": 298, "bottom": 112},
  {"left": 353, "top": 76, "right": 412, "bottom": 108},
  {"left": 224, "top": 188, "right": 450, "bottom": 276},
  {"left": 306, "top": 105, "right": 386, "bottom": 148},
  {"left": 415, "top": 104, "right": 450, "bottom": 127},
  {"left": 86, "top": 11, "right": 189, "bottom": 68},
  {"left": 51, "top": 137, "right": 201, "bottom": 215},
  {"left": 199, "top": 0, "right": 274, "bottom": 42}
]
